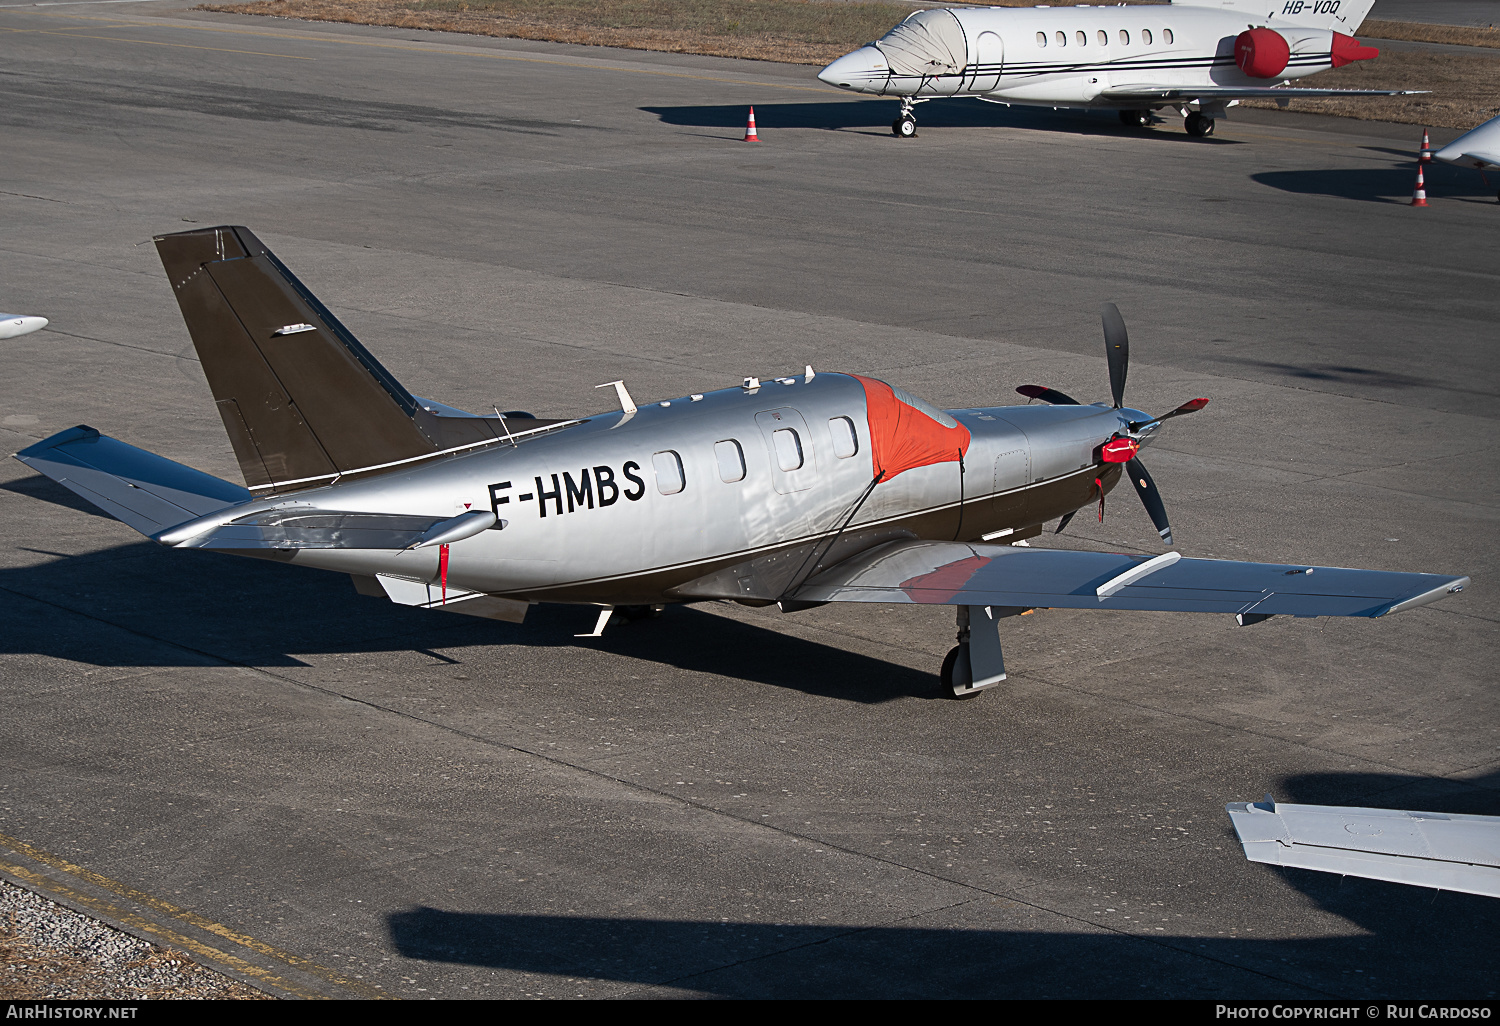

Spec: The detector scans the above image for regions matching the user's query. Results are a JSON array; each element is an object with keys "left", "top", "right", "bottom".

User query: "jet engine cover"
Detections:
[
  {"left": 1234, "top": 27, "right": 1291, "bottom": 79},
  {"left": 876, "top": 8, "right": 968, "bottom": 77}
]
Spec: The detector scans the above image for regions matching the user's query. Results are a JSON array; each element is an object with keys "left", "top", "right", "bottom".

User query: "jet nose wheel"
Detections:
[
  {"left": 893, "top": 114, "right": 917, "bottom": 138},
  {"left": 1184, "top": 112, "right": 1215, "bottom": 138},
  {"left": 1118, "top": 109, "right": 1151, "bottom": 129}
]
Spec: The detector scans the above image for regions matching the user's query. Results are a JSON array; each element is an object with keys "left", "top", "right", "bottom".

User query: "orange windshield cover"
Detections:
[{"left": 853, "top": 375, "right": 971, "bottom": 481}]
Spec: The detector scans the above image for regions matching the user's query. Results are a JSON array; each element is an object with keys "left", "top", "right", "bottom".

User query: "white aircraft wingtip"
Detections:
[{"left": 0, "top": 314, "right": 48, "bottom": 340}]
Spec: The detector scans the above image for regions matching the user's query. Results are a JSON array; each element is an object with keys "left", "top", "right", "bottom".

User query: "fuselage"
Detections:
[
  {"left": 266, "top": 373, "right": 1153, "bottom": 606},
  {"left": 818, "top": 5, "right": 1351, "bottom": 108}
]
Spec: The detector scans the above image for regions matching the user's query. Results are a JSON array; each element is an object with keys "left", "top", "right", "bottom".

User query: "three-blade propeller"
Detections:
[{"left": 1016, "top": 303, "right": 1209, "bottom": 547}]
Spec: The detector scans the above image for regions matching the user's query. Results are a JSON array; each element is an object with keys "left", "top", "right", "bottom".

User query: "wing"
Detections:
[
  {"left": 1226, "top": 800, "right": 1500, "bottom": 899},
  {"left": 1441, "top": 149, "right": 1500, "bottom": 169},
  {"left": 791, "top": 539, "right": 1466, "bottom": 618},
  {"left": 14, "top": 425, "right": 251, "bottom": 537},
  {"left": 1102, "top": 85, "right": 1426, "bottom": 101}
]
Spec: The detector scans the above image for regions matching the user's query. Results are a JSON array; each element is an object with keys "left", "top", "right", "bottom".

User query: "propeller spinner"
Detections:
[{"left": 1015, "top": 304, "right": 1209, "bottom": 547}]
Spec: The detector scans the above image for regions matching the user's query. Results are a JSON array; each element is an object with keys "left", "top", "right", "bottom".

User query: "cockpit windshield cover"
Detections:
[{"left": 854, "top": 374, "right": 971, "bottom": 482}]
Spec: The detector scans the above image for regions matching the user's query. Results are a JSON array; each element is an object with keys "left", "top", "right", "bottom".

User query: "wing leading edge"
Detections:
[
  {"left": 1227, "top": 799, "right": 1500, "bottom": 899},
  {"left": 791, "top": 539, "right": 1466, "bottom": 619}
]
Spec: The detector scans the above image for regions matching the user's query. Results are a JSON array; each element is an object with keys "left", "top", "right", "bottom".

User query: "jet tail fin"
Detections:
[
  {"left": 156, "top": 226, "right": 442, "bottom": 491},
  {"left": 1200, "top": 0, "right": 1377, "bottom": 33},
  {"left": 13, "top": 425, "right": 251, "bottom": 537},
  {"left": 154, "top": 226, "right": 541, "bottom": 494}
]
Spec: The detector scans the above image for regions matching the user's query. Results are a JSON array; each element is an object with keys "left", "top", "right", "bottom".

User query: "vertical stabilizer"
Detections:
[
  {"left": 1198, "top": 0, "right": 1376, "bottom": 34},
  {"left": 155, "top": 226, "right": 438, "bottom": 490}
]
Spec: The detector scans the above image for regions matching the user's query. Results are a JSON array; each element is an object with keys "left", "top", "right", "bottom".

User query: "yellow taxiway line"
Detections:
[{"left": 0, "top": 830, "right": 389, "bottom": 1000}]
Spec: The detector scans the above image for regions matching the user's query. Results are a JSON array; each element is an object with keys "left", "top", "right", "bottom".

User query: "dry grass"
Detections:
[
  {"left": 197, "top": 1, "right": 1500, "bottom": 128},
  {"left": 1361, "top": 19, "right": 1500, "bottom": 49},
  {"left": 199, "top": 0, "right": 1158, "bottom": 64},
  {"left": 1239, "top": 48, "right": 1500, "bottom": 131}
]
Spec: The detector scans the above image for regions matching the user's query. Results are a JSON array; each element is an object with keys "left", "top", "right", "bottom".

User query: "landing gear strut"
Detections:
[
  {"left": 1118, "top": 109, "right": 1152, "bottom": 129},
  {"left": 892, "top": 97, "right": 918, "bottom": 138},
  {"left": 1184, "top": 111, "right": 1215, "bottom": 138},
  {"left": 937, "top": 605, "right": 1008, "bottom": 699}
]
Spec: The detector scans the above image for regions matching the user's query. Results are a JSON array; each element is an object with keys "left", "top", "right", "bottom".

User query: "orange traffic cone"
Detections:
[
  {"left": 744, "top": 107, "right": 760, "bottom": 142},
  {"left": 1420, "top": 127, "right": 1432, "bottom": 163},
  {"left": 1411, "top": 162, "right": 1429, "bottom": 207}
]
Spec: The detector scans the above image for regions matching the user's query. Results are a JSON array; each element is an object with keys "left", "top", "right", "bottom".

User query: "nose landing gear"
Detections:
[{"left": 892, "top": 97, "right": 919, "bottom": 138}]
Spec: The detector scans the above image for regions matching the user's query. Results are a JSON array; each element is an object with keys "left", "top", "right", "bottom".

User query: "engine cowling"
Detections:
[{"left": 1234, "top": 27, "right": 1291, "bottom": 79}]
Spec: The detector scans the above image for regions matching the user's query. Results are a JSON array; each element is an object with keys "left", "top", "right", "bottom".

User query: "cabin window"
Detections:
[
  {"left": 1142, "top": 28, "right": 1153, "bottom": 44},
  {"left": 714, "top": 439, "right": 745, "bottom": 483},
  {"left": 1056, "top": 30, "right": 1066, "bottom": 46},
  {"left": 1097, "top": 29, "right": 1108, "bottom": 45},
  {"left": 1119, "top": 29, "right": 1129, "bottom": 44},
  {"left": 1076, "top": 30, "right": 1087, "bottom": 46},
  {"left": 771, "top": 428, "right": 804, "bottom": 472},
  {"left": 1163, "top": 28, "right": 1173, "bottom": 43},
  {"left": 652, "top": 450, "right": 684, "bottom": 494},
  {"left": 1036, "top": 31, "right": 1047, "bottom": 46},
  {"left": 829, "top": 417, "right": 858, "bottom": 459}
]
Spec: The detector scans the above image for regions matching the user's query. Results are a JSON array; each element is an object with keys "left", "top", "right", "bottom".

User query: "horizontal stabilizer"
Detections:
[
  {"left": 180, "top": 507, "right": 504, "bottom": 550},
  {"left": 13, "top": 426, "right": 250, "bottom": 537},
  {"left": 792, "top": 539, "right": 1467, "bottom": 618},
  {"left": 1227, "top": 799, "right": 1500, "bottom": 899}
]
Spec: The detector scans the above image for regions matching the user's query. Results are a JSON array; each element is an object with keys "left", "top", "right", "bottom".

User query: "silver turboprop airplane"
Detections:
[
  {"left": 817, "top": 0, "right": 1419, "bottom": 138},
  {"left": 14, "top": 227, "right": 1469, "bottom": 697}
]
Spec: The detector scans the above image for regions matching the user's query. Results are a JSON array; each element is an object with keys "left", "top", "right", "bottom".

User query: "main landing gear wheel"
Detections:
[
  {"left": 893, "top": 114, "right": 917, "bottom": 138},
  {"left": 1118, "top": 109, "right": 1151, "bottom": 128},
  {"left": 1184, "top": 112, "right": 1215, "bottom": 138},
  {"left": 938, "top": 645, "right": 984, "bottom": 700}
]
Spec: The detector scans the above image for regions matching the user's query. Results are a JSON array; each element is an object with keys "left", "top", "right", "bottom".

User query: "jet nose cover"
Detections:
[{"left": 818, "top": 46, "right": 889, "bottom": 91}]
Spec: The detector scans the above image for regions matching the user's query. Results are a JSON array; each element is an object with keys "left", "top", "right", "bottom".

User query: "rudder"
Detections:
[{"left": 155, "top": 226, "right": 438, "bottom": 491}]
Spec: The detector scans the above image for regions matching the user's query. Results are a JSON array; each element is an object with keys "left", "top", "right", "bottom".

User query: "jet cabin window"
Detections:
[
  {"left": 1097, "top": 29, "right": 1108, "bottom": 45},
  {"left": 1142, "top": 28, "right": 1153, "bottom": 44},
  {"left": 714, "top": 439, "right": 745, "bottom": 483},
  {"left": 771, "top": 428, "right": 804, "bottom": 472},
  {"left": 830, "top": 417, "right": 858, "bottom": 459},
  {"left": 1163, "top": 28, "right": 1173, "bottom": 43},
  {"left": 1119, "top": 29, "right": 1129, "bottom": 44},
  {"left": 1076, "top": 30, "right": 1087, "bottom": 46},
  {"left": 1036, "top": 31, "right": 1046, "bottom": 46},
  {"left": 653, "top": 450, "right": 684, "bottom": 495},
  {"left": 1055, "top": 30, "right": 1066, "bottom": 46}
]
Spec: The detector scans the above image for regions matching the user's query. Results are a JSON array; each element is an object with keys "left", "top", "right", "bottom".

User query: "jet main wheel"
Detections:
[
  {"left": 893, "top": 115, "right": 917, "bottom": 139},
  {"left": 938, "top": 645, "right": 984, "bottom": 700},
  {"left": 618, "top": 604, "right": 662, "bottom": 621},
  {"left": 1118, "top": 109, "right": 1151, "bottom": 128},
  {"left": 1184, "top": 112, "right": 1215, "bottom": 138}
]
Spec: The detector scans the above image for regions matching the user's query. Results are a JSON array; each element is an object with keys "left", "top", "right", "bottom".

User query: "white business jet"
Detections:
[{"left": 818, "top": 0, "right": 1419, "bottom": 138}]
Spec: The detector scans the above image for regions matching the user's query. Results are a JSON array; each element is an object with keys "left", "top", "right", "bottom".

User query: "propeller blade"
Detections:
[
  {"left": 1128, "top": 397, "right": 1210, "bottom": 432},
  {"left": 1101, "top": 303, "right": 1129, "bottom": 409},
  {"left": 1016, "top": 384, "right": 1081, "bottom": 406},
  {"left": 1125, "top": 457, "right": 1173, "bottom": 546},
  {"left": 1055, "top": 510, "right": 1077, "bottom": 535}
]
